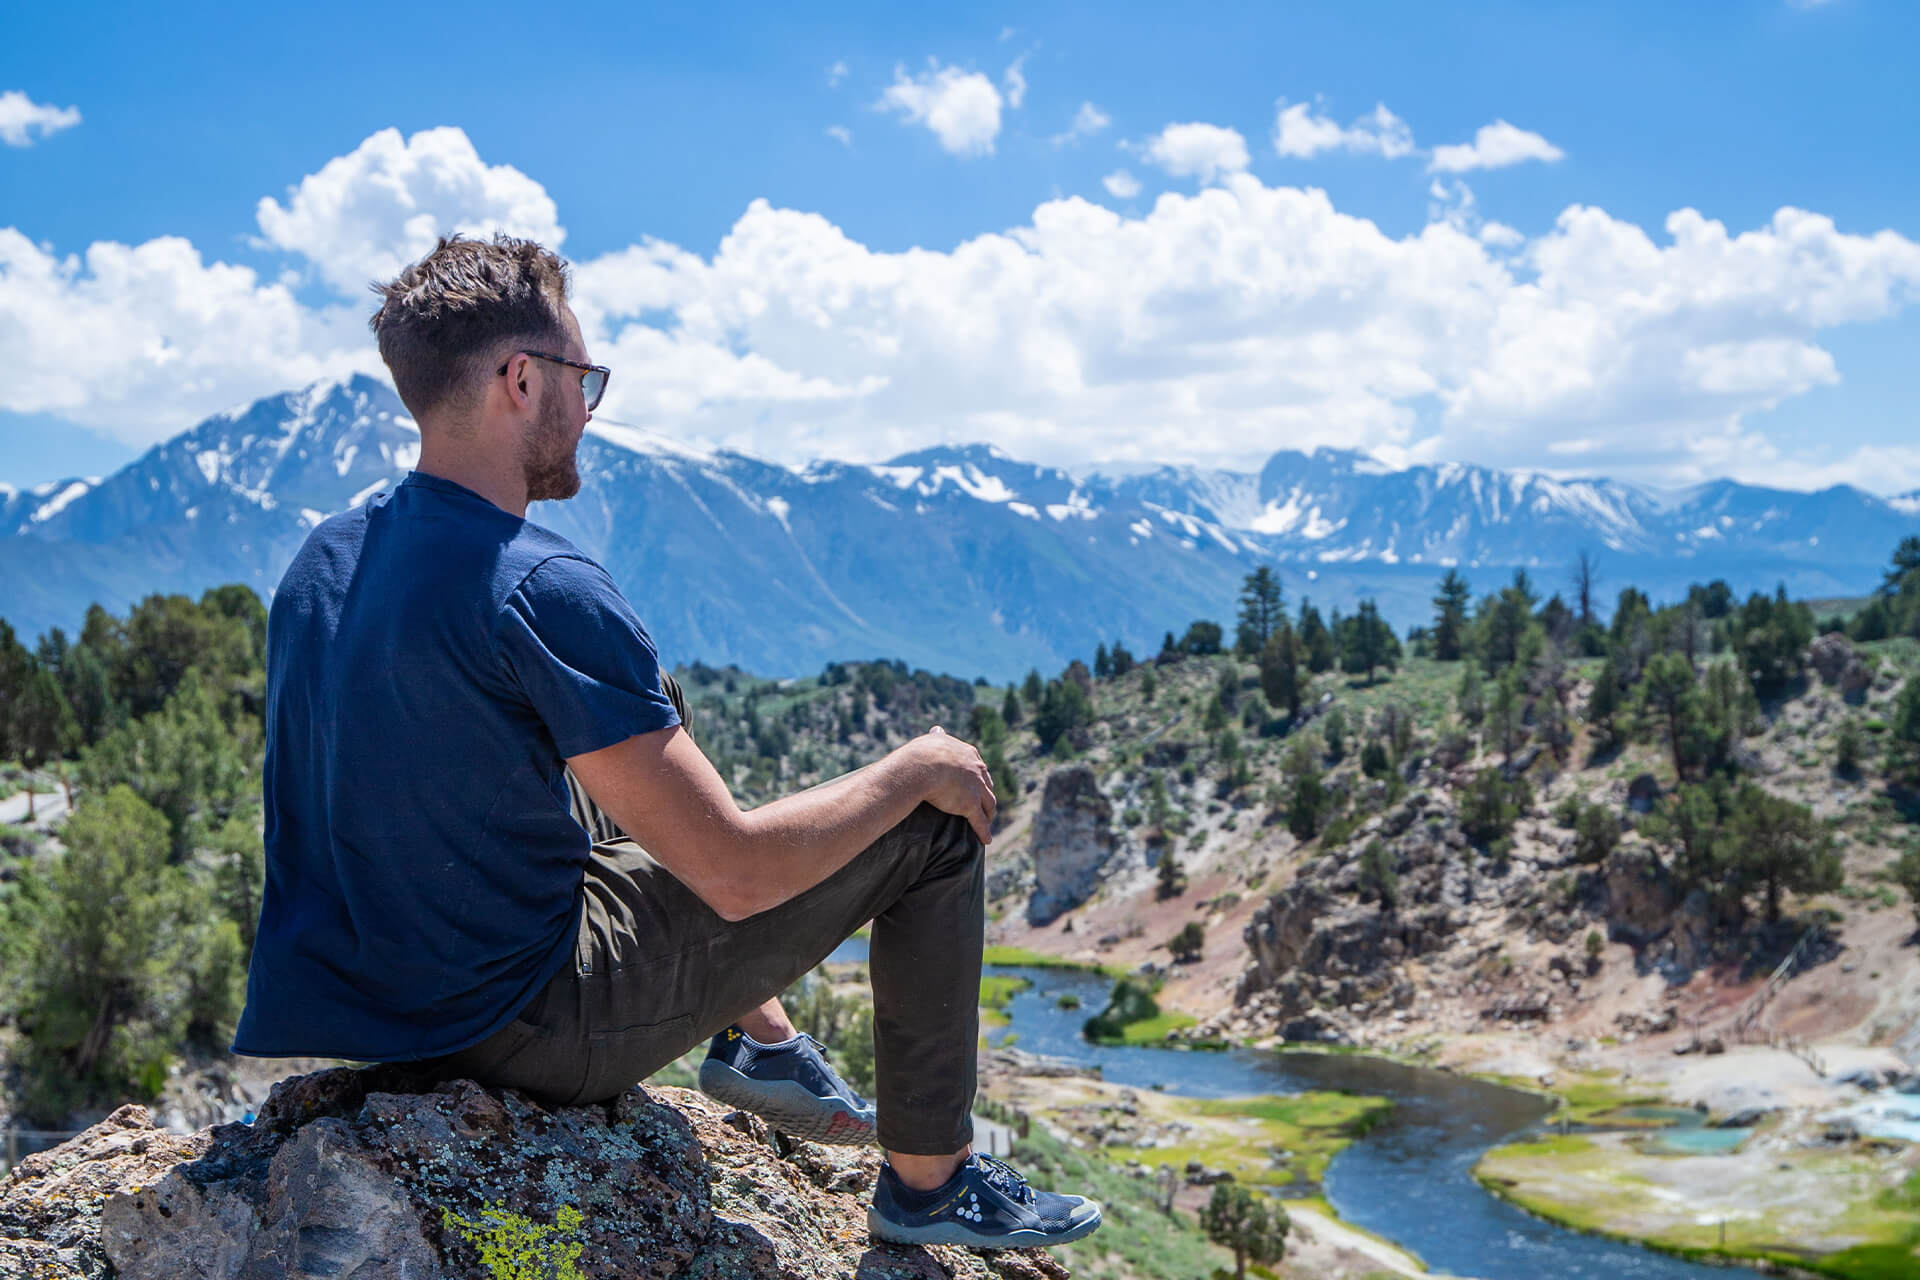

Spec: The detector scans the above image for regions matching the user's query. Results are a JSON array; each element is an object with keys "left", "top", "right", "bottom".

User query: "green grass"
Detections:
[
  {"left": 1486, "top": 1134, "right": 1597, "bottom": 1159},
  {"left": 1512, "top": 1071, "right": 1669, "bottom": 1126},
  {"left": 1109, "top": 1011, "right": 1199, "bottom": 1045},
  {"left": 978, "top": 973, "right": 1033, "bottom": 1028},
  {"left": 1476, "top": 1140, "right": 1920, "bottom": 1280},
  {"left": 1104, "top": 1091, "right": 1394, "bottom": 1190},
  {"left": 981, "top": 944, "right": 1129, "bottom": 977}
]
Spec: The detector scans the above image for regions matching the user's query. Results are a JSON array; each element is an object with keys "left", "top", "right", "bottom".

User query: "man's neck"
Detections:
[{"left": 415, "top": 437, "right": 528, "bottom": 518}]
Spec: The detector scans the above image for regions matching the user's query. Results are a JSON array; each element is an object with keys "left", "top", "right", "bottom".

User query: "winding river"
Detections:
[{"left": 833, "top": 939, "right": 1763, "bottom": 1280}]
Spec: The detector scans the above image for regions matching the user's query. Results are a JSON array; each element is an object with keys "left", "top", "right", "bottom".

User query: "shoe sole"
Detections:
[
  {"left": 865, "top": 1203, "right": 1103, "bottom": 1249},
  {"left": 698, "top": 1059, "right": 877, "bottom": 1146}
]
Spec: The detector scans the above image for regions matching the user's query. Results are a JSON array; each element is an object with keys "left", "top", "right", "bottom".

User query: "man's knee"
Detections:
[{"left": 919, "top": 804, "right": 985, "bottom": 874}]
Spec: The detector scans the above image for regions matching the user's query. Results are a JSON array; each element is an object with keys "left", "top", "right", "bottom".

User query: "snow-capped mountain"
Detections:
[{"left": 2, "top": 375, "right": 1912, "bottom": 679}]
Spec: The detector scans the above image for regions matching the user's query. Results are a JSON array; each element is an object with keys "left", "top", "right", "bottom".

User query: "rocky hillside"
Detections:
[
  {"left": 0, "top": 1064, "right": 1067, "bottom": 1280},
  {"left": 971, "top": 636, "right": 1920, "bottom": 1068}
]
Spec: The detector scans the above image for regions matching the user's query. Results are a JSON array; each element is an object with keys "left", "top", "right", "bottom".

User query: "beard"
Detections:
[{"left": 521, "top": 378, "right": 582, "bottom": 503}]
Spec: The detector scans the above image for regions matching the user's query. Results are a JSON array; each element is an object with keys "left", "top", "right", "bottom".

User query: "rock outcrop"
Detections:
[
  {"left": 1807, "top": 633, "right": 1872, "bottom": 702},
  {"left": 1, "top": 1065, "right": 1068, "bottom": 1280},
  {"left": 1229, "top": 795, "right": 1474, "bottom": 1038},
  {"left": 1027, "top": 766, "right": 1117, "bottom": 925}
]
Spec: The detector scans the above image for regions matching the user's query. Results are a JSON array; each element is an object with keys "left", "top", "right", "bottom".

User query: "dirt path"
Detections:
[{"left": 1283, "top": 1203, "right": 1457, "bottom": 1279}]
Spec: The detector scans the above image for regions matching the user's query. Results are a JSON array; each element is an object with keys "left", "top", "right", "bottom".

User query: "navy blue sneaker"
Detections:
[
  {"left": 868, "top": 1153, "right": 1102, "bottom": 1249},
  {"left": 697, "top": 1027, "right": 877, "bottom": 1145}
]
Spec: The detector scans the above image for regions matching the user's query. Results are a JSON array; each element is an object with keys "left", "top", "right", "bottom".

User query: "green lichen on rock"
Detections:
[{"left": 441, "top": 1201, "right": 586, "bottom": 1280}]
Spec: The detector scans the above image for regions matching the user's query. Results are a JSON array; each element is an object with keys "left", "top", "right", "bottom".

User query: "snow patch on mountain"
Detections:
[
  {"left": 589, "top": 421, "right": 716, "bottom": 463},
  {"left": 30, "top": 480, "right": 92, "bottom": 524}
]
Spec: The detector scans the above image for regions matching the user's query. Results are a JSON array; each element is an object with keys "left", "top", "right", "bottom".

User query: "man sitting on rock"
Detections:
[{"left": 231, "top": 233, "right": 1100, "bottom": 1251}]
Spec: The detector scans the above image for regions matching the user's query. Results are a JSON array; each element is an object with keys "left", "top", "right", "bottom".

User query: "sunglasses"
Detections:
[{"left": 498, "top": 350, "right": 611, "bottom": 412}]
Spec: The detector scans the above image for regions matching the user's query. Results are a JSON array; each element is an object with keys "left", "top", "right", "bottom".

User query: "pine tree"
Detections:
[
  {"left": 0, "top": 619, "right": 32, "bottom": 760},
  {"left": 1297, "top": 601, "right": 1334, "bottom": 674},
  {"left": 1168, "top": 920, "right": 1204, "bottom": 962},
  {"left": 1881, "top": 536, "right": 1920, "bottom": 598},
  {"left": 1323, "top": 706, "right": 1348, "bottom": 762},
  {"left": 12, "top": 785, "right": 181, "bottom": 1111},
  {"left": 1234, "top": 567, "right": 1285, "bottom": 657},
  {"left": 1727, "top": 784, "right": 1842, "bottom": 922},
  {"left": 1156, "top": 849, "right": 1187, "bottom": 900},
  {"left": 1892, "top": 848, "right": 1920, "bottom": 928},
  {"left": 14, "top": 662, "right": 79, "bottom": 819},
  {"left": 1586, "top": 655, "right": 1622, "bottom": 750},
  {"left": 1200, "top": 1183, "right": 1290, "bottom": 1280},
  {"left": 1835, "top": 716, "right": 1864, "bottom": 779},
  {"left": 1431, "top": 569, "right": 1472, "bottom": 661},
  {"left": 1259, "top": 624, "right": 1301, "bottom": 719},
  {"left": 1340, "top": 600, "right": 1398, "bottom": 685},
  {"left": 1180, "top": 620, "right": 1223, "bottom": 655},
  {"left": 1488, "top": 671, "right": 1522, "bottom": 761},
  {"left": 1571, "top": 550, "right": 1601, "bottom": 629},
  {"left": 1357, "top": 838, "right": 1398, "bottom": 912},
  {"left": 1093, "top": 643, "right": 1112, "bottom": 679},
  {"left": 1639, "top": 652, "right": 1702, "bottom": 779},
  {"left": 1002, "top": 686, "right": 1022, "bottom": 729},
  {"left": 1286, "top": 743, "right": 1327, "bottom": 842},
  {"left": 1890, "top": 677, "right": 1920, "bottom": 784},
  {"left": 1457, "top": 662, "right": 1486, "bottom": 727}
]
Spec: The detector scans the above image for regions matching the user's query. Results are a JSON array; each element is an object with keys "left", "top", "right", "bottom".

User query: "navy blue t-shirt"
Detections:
[{"left": 231, "top": 472, "right": 680, "bottom": 1061}]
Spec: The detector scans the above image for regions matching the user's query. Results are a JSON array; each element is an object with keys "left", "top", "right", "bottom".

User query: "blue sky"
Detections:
[{"left": 4, "top": 0, "right": 1917, "bottom": 492}]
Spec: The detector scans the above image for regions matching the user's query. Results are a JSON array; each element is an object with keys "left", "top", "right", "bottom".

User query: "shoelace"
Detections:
[{"left": 974, "top": 1154, "right": 1035, "bottom": 1205}]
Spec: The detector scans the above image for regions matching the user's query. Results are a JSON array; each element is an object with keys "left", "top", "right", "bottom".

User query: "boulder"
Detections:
[
  {"left": 1807, "top": 633, "right": 1872, "bottom": 702},
  {"left": 1027, "top": 765, "right": 1118, "bottom": 925},
  {"left": 1603, "top": 845, "right": 1679, "bottom": 945},
  {"left": 2, "top": 1066, "right": 1068, "bottom": 1280}
]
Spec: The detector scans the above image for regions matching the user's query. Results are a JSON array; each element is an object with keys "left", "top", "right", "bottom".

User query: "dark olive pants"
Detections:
[{"left": 428, "top": 676, "right": 984, "bottom": 1155}]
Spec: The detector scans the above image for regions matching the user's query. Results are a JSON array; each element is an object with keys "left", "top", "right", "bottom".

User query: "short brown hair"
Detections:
[{"left": 368, "top": 234, "right": 572, "bottom": 421}]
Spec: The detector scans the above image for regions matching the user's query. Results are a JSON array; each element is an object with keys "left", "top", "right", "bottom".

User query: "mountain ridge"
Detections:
[{"left": 2, "top": 375, "right": 1913, "bottom": 679}]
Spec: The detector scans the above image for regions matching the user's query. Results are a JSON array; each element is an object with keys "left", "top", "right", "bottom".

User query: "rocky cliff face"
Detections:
[
  {"left": 1026, "top": 766, "right": 1119, "bottom": 925},
  {"left": 1230, "top": 791, "right": 1469, "bottom": 1041},
  {"left": 0, "top": 1066, "right": 1067, "bottom": 1280}
]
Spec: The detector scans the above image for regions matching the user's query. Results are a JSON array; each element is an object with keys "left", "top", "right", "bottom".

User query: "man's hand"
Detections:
[{"left": 912, "top": 726, "right": 997, "bottom": 845}]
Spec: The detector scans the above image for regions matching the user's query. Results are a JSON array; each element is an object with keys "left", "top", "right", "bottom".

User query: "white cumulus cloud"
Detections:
[
  {"left": 1141, "top": 122, "right": 1250, "bottom": 184},
  {"left": 826, "top": 125, "right": 852, "bottom": 147},
  {"left": 1003, "top": 56, "right": 1028, "bottom": 110},
  {"left": 0, "top": 229, "right": 374, "bottom": 437},
  {"left": 1101, "top": 169, "right": 1142, "bottom": 200},
  {"left": 1478, "top": 221, "right": 1525, "bottom": 249},
  {"left": 827, "top": 60, "right": 849, "bottom": 87},
  {"left": 255, "top": 126, "right": 564, "bottom": 296},
  {"left": 1430, "top": 120, "right": 1565, "bottom": 173},
  {"left": 1053, "top": 101, "right": 1110, "bottom": 146},
  {"left": 0, "top": 90, "right": 81, "bottom": 147},
  {"left": 877, "top": 62, "right": 1004, "bottom": 157},
  {"left": 1272, "top": 100, "right": 1414, "bottom": 160},
  {"left": 11, "top": 127, "right": 1920, "bottom": 495}
]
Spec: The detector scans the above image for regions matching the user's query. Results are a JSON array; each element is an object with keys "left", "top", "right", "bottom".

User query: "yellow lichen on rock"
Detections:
[{"left": 440, "top": 1201, "right": 586, "bottom": 1280}]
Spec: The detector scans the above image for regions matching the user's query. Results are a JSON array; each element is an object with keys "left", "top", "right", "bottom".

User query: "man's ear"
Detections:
[{"left": 500, "top": 352, "right": 535, "bottom": 412}]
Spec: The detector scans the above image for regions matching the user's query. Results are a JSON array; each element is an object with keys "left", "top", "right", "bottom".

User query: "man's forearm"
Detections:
[
  {"left": 573, "top": 730, "right": 934, "bottom": 921},
  {"left": 723, "top": 750, "right": 935, "bottom": 915}
]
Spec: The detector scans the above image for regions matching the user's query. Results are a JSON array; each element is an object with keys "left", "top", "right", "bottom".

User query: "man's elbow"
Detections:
[{"left": 689, "top": 859, "right": 773, "bottom": 922}]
